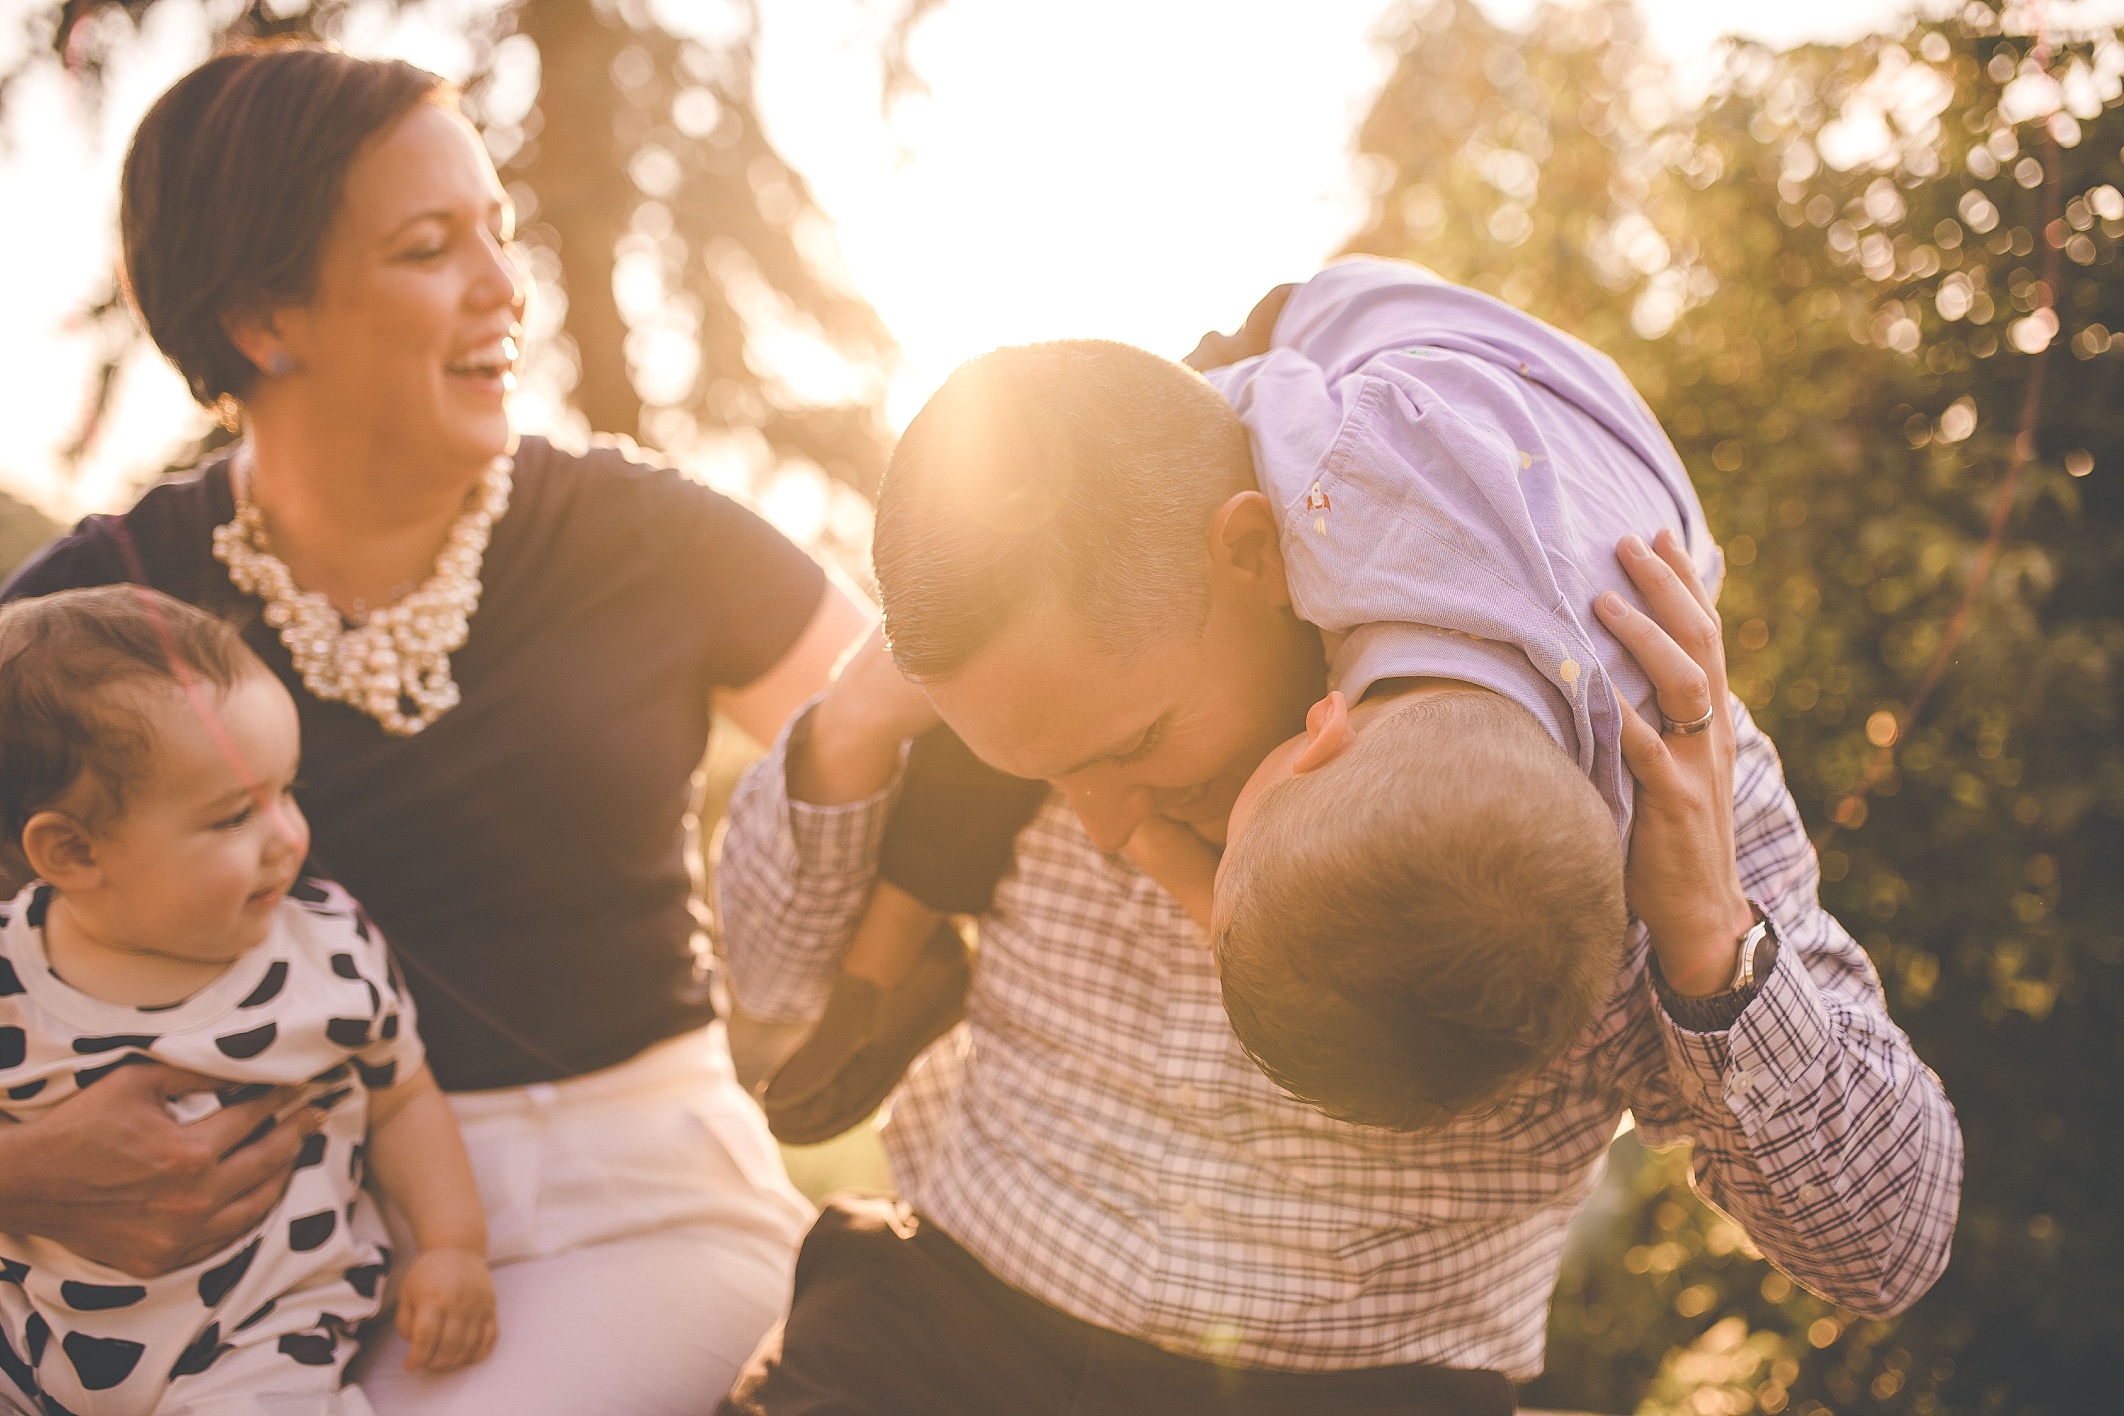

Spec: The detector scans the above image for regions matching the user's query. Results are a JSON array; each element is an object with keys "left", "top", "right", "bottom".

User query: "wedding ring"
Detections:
[{"left": 1662, "top": 706, "right": 1715, "bottom": 736}]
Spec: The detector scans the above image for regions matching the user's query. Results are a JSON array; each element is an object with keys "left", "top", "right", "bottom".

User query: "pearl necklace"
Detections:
[{"left": 212, "top": 453, "right": 513, "bottom": 736}]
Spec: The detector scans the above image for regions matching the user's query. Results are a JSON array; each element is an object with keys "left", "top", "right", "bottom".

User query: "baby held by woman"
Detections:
[{"left": 0, "top": 587, "right": 494, "bottom": 1416}]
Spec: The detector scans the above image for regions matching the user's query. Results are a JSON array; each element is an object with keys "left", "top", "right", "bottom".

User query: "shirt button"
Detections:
[
  {"left": 1730, "top": 1070, "right": 1753, "bottom": 1094},
  {"left": 1178, "top": 1202, "right": 1204, "bottom": 1224},
  {"left": 1797, "top": 1182, "right": 1819, "bottom": 1203},
  {"left": 1174, "top": 1085, "right": 1200, "bottom": 1109}
]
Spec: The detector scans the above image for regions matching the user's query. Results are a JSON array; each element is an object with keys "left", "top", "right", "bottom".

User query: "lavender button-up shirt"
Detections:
[{"left": 1207, "top": 257, "right": 1720, "bottom": 838}]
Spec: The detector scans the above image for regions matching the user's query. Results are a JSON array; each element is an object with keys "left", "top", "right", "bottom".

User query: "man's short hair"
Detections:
[
  {"left": 873, "top": 340, "right": 1254, "bottom": 681},
  {"left": 0, "top": 586, "right": 264, "bottom": 871},
  {"left": 1214, "top": 690, "right": 1628, "bottom": 1130}
]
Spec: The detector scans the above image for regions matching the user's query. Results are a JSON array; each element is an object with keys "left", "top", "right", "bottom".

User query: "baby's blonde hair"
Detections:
[{"left": 1215, "top": 689, "right": 1626, "bottom": 1130}]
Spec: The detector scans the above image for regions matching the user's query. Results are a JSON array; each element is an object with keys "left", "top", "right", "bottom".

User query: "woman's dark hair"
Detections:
[{"left": 119, "top": 41, "right": 453, "bottom": 411}]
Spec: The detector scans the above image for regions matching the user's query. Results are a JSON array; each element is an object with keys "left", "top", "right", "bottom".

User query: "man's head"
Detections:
[
  {"left": 1213, "top": 683, "right": 1627, "bottom": 1129},
  {"left": 874, "top": 340, "right": 1323, "bottom": 850}
]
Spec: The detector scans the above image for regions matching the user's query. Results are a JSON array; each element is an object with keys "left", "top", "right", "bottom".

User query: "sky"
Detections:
[{"left": 0, "top": 0, "right": 1957, "bottom": 523}]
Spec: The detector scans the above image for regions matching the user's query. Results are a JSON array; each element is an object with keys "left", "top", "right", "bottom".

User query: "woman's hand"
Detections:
[
  {"left": 0, "top": 1063, "right": 319, "bottom": 1277},
  {"left": 1594, "top": 529, "right": 1756, "bottom": 997}
]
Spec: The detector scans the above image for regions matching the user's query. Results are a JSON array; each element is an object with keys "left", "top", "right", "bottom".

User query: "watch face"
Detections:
[
  {"left": 1742, "top": 909, "right": 1779, "bottom": 990},
  {"left": 1750, "top": 931, "right": 1777, "bottom": 984}
]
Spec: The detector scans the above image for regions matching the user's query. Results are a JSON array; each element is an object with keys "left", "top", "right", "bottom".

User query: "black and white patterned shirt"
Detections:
[
  {"left": 0, "top": 879, "right": 420, "bottom": 1412},
  {"left": 720, "top": 701, "right": 1962, "bottom": 1379}
]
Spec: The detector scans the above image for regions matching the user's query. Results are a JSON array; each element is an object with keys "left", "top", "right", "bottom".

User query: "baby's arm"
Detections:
[
  {"left": 1123, "top": 818, "right": 1219, "bottom": 933},
  {"left": 364, "top": 1066, "right": 496, "bottom": 1373}
]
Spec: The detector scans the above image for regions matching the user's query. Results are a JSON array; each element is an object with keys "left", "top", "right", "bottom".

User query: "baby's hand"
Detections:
[
  {"left": 395, "top": 1247, "right": 498, "bottom": 1372},
  {"left": 1123, "top": 817, "right": 1221, "bottom": 933}
]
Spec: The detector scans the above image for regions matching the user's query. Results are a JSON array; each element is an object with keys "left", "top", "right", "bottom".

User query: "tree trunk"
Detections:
[{"left": 511, "top": 0, "right": 640, "bottom": 441}]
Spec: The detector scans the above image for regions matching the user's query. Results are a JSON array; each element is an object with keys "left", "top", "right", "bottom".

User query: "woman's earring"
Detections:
[{"left": 266, "top": 352, "right": 296, "bottom": 377}]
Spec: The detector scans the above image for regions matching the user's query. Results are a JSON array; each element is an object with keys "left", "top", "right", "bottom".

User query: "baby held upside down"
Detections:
[{"left": 761, "top": 676, "right": 1623, "bottom": 1143}]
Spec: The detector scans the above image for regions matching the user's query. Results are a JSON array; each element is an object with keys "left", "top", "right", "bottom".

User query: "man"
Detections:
[{"left": 716, "top": 261, "right": 1960, "bottom": 1414}]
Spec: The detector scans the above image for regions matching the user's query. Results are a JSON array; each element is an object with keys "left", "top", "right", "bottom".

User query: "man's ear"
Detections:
[
  {"left": 1206, "top": 491, "right": 1291, "bottom": 610},
  {"left": 20, "top": 811, "right": 101, "bottom": 891},
  {"left": 1292, "top": 691, "right": 1353, "bottom": 775}
]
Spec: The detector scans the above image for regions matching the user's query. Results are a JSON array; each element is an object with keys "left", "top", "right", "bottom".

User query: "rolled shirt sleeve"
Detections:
[
  {"left": 1629, "top": 704, "right": 1964, "bottom": 1317},
  {"left": 716, "top": 700, "right": 905, "bottom": 1025}
]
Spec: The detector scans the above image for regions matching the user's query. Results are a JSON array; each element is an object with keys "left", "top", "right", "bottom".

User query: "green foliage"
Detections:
[
  {"left": 0, "top": 493, "right": 57, "bottom": 581},
  {"left": 1349, "top": 2, "right": 2122, "bottom": 1411}
]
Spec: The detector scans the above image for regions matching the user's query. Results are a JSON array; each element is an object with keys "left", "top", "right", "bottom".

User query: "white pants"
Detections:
[{"left": 352, "top": 1023, "right": 813, "bottom": 1416}]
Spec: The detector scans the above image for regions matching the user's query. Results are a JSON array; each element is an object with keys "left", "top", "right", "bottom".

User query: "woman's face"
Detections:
[{"left": 274, "top": 102, "right": 525, "bottom": 474}]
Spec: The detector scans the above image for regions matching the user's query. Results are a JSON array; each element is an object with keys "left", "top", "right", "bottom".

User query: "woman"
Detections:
[{"left": 0, "top": 42, "right": 872, "bottom": 1413}]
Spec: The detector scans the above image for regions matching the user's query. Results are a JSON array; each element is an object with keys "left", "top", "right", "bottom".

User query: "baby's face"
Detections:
[
  {"left": 1217, "top": 677, "right": 1488, "bottom": 891},
  {"left": 76, "top": 672, "right": 309, "bottom": 965}
]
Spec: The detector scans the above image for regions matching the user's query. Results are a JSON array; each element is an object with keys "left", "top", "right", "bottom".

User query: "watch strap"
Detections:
[{"left": 1653, "top": 904, "right": 1781, "bottom": 1034}]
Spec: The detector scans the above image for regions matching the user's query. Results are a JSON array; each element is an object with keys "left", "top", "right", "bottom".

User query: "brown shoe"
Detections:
[{"left": 761, "top": 922, "right": 971, "bottom": 1146}]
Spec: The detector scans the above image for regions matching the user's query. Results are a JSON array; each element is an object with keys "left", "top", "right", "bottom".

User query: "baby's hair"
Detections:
[
  {"left": 1215, "top": 689, "right": 1627, "bottom": 1131},
  {"left": 0, "top": 586, "right": 264, "bottom": 870}
]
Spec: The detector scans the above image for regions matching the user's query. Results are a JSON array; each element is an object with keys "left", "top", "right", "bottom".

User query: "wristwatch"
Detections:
[
  {"left": 1656, "top": 900, "right": 1781, "bottom": 1033},
  {"left": 1726, "top": 904, "right": 1776, "bottom": 992}
]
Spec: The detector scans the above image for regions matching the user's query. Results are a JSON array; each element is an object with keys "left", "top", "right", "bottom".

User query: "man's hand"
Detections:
[
  {"left": 0, "top": 1062, "right": 318, "bottom": 1277},
  {"left": 792, "top": 626, "right": 939, "bottom": 805},
  {"left": 1596, "top": 529, "right": 1757, "bottom": 996}
]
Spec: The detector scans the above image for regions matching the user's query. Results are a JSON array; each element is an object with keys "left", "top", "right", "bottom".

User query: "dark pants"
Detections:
[
  {"left": 877, "top": 724, "right": 1048, "bottom": 915},
  {"left": 719, "top": 1199, "right": 1516, "bottom": 1416}
]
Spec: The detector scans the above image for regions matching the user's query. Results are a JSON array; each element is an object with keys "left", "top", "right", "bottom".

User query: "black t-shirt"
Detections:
[{"left": 1, "top": 436, "right": 826, "bottom": 1090}]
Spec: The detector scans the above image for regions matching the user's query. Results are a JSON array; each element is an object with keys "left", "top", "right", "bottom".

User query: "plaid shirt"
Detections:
[{"left": 719, "top": 701, "right": 1961, "bottom": 1379}]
